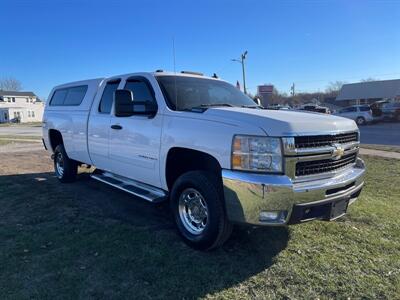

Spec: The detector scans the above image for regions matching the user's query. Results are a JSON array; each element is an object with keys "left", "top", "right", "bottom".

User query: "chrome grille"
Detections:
[
  {"left": 294, "top": 132, "right": 358, "bottom": 149},
  {"left": 295, "top": 152, "right": 357, "bottom": 176}
]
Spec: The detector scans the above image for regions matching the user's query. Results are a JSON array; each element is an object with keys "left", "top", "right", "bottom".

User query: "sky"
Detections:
[{"left": 0, "top": 0, "right": 399, "bottom": 99}]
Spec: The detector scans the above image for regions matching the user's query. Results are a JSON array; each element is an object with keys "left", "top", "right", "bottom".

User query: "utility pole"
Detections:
[
  {"left": 232, "top": 51, "right": 248, "bottom": 94},
  {"left": 290, "top": 83, "right": 295, "bottom": 97}
]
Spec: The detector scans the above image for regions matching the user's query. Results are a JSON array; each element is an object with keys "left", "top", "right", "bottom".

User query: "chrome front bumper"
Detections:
[{"left": 222, "top": 158, "right": 366, "bottom": 226}]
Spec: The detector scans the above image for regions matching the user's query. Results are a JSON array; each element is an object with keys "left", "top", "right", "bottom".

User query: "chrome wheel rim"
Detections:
[
  {"left": 55, "top": 152, "right": 64, "bottom": 177},
  {"left": 178, "top": 188, "right": 208, "bottom": 235}
]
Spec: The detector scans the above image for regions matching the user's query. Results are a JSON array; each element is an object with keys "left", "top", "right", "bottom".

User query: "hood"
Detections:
[{"left": 205, "top": 107, "right": 358, "bottom": 136}]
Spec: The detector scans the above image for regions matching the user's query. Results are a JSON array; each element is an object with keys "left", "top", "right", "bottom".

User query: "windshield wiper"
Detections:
[
  {"left": 197, "top": 103, "right": 234, "bottom": 108},
  {"left": 186, "top": 103, "right": 235, "bottom": 111},
  {"left": 240, "top": 105, "right": 263, "bottom": 109}
]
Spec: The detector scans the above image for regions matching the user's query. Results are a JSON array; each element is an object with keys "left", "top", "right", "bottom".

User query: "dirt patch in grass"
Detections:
[{"left": 0, "top": 151, "right": 399, "bottom": 299}]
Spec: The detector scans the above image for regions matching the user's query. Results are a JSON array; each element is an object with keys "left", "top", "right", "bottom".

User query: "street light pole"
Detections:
[
  {"left": 232, "top": 50, "right": 248, "bottom": 94},
  {"left": 241, "top": 52, "right": 247, "bottom": 94}
]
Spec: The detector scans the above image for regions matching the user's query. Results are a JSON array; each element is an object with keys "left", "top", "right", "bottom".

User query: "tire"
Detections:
[
  {"left": 170, "top": 171, "right": 233, "bottom": 250},
  {"left": 54, "top": 144, "right": 78, "bottom": 183},
  {"left": 356, "top": 117, "right": 366, "bottom": 126}
]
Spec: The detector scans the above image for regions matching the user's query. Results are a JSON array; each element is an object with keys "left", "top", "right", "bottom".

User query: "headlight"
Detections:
[{"left": 232, "top": 135, "right": 283, "bottom": 173}]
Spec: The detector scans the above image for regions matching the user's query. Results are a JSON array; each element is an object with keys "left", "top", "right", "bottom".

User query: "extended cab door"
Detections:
[
  {"left": 88, "top": 79, "right": 121, "bottom": 171},
  {"left": 108, "top": 76, "right": 163, "bottom": 187}
]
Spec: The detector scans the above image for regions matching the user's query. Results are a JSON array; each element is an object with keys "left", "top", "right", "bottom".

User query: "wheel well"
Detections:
[
  {"left": 48, "top": 129, "right": 63, "bottom": 152},
  {"left": 166, "top": 148, "right": 222, "bottom": 190}
]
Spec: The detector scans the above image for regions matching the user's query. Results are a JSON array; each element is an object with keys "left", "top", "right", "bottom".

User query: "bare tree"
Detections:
[
  {"left": 0, "top": 77, "right": 22, "bottom": 91},
  {"left": 325, "top": 81, "right": 346, "bottom": 94},
  {"left": 360, "top": 77, "right": 377, "bottom": 82}
]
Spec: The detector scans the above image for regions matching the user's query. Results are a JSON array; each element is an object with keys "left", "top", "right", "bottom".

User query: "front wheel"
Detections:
[
  {"left": 54, "top": 144, "right": 78, "bottom": 183},
  {"left": 356, "top": 117, "right": 366, "bottom": 126},
  {"left": 170, "top": 171, "right": 233, "bottom": 250}
]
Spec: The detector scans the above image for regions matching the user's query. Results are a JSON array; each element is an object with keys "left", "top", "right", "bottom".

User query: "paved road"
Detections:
[
  {"left": 0, "top": 122, "right": 399, "bottom": 146},
  {"left": 0, "top": 125, "right": 42, "bottom": 137},
  {"left": 359, "top": 122, "right": 400, "bottom": 146}
]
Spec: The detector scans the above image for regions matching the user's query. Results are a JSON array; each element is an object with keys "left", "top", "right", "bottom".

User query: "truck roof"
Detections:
[
  {"left": 52, "top": 78, "right": 104, "bottom": 90},
  {"left": 52, "top": 71, "right": 222, "bottom": 91},
  {"left": 152, "top": 71, "right": 221, "bottom": 81}
]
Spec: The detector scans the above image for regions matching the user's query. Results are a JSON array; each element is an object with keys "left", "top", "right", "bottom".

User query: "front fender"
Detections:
[{"left": 159, "top": 112, "right": 265, "bottom": 190}]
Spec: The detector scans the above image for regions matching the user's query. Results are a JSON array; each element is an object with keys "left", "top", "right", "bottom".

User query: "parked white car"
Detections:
[
  {"left": 334, "top": 105, "right": 373, "bottom": 125},
  {"left": 42, "top": 71, "right": 366, "bottom": 250}
]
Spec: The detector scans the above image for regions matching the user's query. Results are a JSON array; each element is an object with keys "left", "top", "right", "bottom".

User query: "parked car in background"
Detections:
[
  {"left": 370, "top": 100, "right": 389, "bottom": 122},
  {"left": 382, "top": 102, "right": 400, "bottom": 122},
  {"left": 334, "top": 105, "right": 373, "bottom": 125},
  {"left": 266, "top": 104, "right": 291, "bottom": 110},
  {"left": 299, "top": 104, "right": 330, "bottom": 114}
]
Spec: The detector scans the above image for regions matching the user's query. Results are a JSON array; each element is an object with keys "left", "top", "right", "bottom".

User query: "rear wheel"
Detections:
[
  {"left": 356, "top": 117, "right": 366, "bottom": 126},
  {"left": 54, "top": 144, "right": 78, "bottom": 183},
  {"left": 170, "top": 171, "right": 233, "bottom": 250}
]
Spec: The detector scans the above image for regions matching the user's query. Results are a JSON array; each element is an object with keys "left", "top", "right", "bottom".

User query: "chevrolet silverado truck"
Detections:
[{"left": 42, "top": 71, "right": 366, "bottom": 250}]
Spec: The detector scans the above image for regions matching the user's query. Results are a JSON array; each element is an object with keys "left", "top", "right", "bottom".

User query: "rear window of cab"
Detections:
[{"left": 50, "top": 85, "right": 88, "bottom": 106}]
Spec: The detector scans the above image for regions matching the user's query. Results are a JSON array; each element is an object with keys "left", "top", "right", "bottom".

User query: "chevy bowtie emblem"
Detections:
[{"left": 332, "top": 144, "right": 345, "bottom": 160}]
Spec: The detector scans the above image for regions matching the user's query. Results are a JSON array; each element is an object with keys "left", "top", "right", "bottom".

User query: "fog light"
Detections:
[{"left": 259, "top": 211, "right": 287, "bottom": 223}]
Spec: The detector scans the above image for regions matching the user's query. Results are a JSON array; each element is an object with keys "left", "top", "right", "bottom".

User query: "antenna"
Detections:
[{"left": 172, "top": 37, "right": 178, "bottom": 110}]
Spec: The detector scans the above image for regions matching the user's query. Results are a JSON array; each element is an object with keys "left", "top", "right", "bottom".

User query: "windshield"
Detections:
[{"left": 156, "top": 75, "right": 258, "bottom": 111}]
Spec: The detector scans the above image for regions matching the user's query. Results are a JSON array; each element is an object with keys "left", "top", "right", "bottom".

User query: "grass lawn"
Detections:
[
  {"left": 0, "top": 122, "right": 42, "bottom": 127},
  {"left": 0, "top": 135, "right": 41, "bottom": 140},
  {"left": 361, "top": 144, "right": 400, "bottom": 153},
  {"left": 0, "top": 140, "right": 38, "bottom": 146},
  {"left": 0, "top": 135, "right": 41, "bottom": 146},
  {"left": 0, "top": 140, "right": 12, "bottom": 146},
  {"left": 0, "top": 154, "right": 399, "bottom": 299}
]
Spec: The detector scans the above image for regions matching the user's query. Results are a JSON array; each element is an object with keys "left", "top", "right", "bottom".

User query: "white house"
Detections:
[{"left": 0, "top": 91, "right": 44, "bottom": 123}]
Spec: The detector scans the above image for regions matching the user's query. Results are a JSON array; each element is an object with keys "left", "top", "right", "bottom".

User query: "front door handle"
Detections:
[{"left": 111, "top": 124, "right": 123, "bottom": 130}]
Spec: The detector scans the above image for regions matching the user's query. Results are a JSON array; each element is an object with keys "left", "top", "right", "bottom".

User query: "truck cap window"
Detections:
[
  {"left": 50, "top": 85, "right": 88, "bottom": 106},
  {"left": 50, "top": 89, "right": 68, "bottom": 106},
  {"left": 99, "top": 80, "right": 120, "bottom": 113},
  {"left": 64, "top": 86, "right": 88, "bottom": 106},
  {"left": 156, "top": 76, "right": 258, "bottom": 111}
]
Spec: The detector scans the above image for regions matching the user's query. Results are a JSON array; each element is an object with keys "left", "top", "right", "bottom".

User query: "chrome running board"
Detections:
[{"left": 91, "top": 169, "right": 167, "bottom": 203}]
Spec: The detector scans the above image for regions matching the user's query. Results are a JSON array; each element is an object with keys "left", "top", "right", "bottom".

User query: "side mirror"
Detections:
[
  {"left": 114, "top": 89, "right": 134, "bottom": 117},
  {"left": 114, "top": 89, "right": 157, "bottom": 117}
]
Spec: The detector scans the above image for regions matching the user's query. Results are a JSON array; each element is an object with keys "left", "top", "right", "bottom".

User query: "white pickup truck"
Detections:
[{"left": 42, "top": 71, "right": 365, "bottom": 250}]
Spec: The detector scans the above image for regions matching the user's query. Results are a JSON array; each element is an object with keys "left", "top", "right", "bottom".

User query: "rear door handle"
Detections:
[{"left": 111, "top": 124, "right": 123, "bottom": 130}]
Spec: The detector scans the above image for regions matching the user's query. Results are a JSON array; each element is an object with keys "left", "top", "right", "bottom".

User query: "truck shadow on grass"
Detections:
[{"left": 0, "top": 171, "right": 289, "bottom": 299}]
